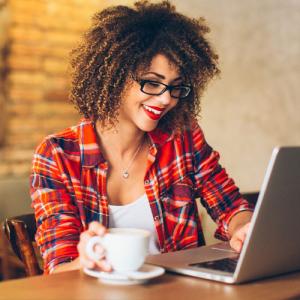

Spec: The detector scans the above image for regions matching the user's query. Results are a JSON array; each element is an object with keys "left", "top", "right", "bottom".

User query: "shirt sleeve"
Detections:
[
  {"left": 30, "top": 138, "right": 82, "bottom": 274},
  {"left": 191, "top": 123, "right": 254, "bottom": 241}
]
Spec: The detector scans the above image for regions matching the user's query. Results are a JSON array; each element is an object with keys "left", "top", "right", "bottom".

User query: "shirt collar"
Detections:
[
  {"left": 78, "top": 119, "right": 106, "bottom": 168},
  {"left": 147, "top": 126, "right": 175, "bottom": 148},
  {"left": 78, "top": 119, "right": 175, "bottom": 168}
]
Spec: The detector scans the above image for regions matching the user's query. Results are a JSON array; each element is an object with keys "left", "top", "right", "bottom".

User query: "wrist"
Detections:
[
  {"left": 227, "top": 210, "right": 253, "bottom": 238},
  {"left": 51, "top": 257, "right": 80, "bottom": 274}
]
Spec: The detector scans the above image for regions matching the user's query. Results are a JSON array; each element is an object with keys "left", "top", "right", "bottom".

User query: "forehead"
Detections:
[{"left": 139, "top": 54, "right": 180, "bottom": 78}]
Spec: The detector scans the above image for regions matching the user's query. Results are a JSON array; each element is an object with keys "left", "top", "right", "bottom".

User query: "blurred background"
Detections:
[{"left": 0, "top": 0, "right": 299, "bottom": 278}]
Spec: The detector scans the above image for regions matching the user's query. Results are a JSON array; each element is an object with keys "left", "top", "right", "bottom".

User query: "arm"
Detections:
[
  {"left": 228, "top": 210, "right": 253, "bottom": 252},
  {"left": 191, "top": 124, "right": 254, "bottom": 242},
  {"left": 30, "top": 138, "right": 82, "bottom": 274},
  {"left": 228, "top": 210, "right": 252, "bottom": 237},
  {"left": 31, "top": 138, "right": 114, "bottom": 274},
  {"left": 51, "top": 257, "right": 80, "bottom": 273},
  {"left": 52, "top": 222, "right": 112, "bottom": 273}
]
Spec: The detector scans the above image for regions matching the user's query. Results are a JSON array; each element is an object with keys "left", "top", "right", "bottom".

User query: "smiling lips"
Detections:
[{"left": 143, "top": 104, "right": 165, "bottom": 120}]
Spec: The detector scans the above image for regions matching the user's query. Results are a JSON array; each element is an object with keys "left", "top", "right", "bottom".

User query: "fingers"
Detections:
[
  {"left": 88, "top": 221, "right": 107, "bottom": 236},
  {"left": 79, "top": 252, "right": 96, "bottom": 269},
  {"left": 94, "top": 258, "right": 112, "bottom": 272},
  {"left": 229, "top": 237, "right": 243, "bottom": 253},
  {"left": 79, "top": 254, "right": 112, "bottom": 271},
  {"left": 77, "top": 222, "right": 112, "bottom": 271},
  {"left": 229, "top": 222, "right": 251, "bottom": 253}
]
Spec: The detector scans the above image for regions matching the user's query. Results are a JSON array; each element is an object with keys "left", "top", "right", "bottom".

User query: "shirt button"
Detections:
[
  {"left": 154, "top": 216, "right": 159, "bottom": 221},
  {"left": 144, "top": 180, "right": 150, "bottom": 184}
]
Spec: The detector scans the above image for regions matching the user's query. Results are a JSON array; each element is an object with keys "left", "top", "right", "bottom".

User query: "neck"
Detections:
[{"left": 95, "top": 121, "right": 145, "bottom": 158}]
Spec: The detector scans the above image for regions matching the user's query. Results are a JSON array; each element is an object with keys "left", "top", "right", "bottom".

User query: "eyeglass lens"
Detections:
[{"left": 142, "top": 81, "right": 190, "bottom": 98}]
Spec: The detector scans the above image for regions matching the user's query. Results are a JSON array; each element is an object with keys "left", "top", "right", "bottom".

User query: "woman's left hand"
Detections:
[{"left": 229, "top": 222, "right": 251, "bottom": 253}]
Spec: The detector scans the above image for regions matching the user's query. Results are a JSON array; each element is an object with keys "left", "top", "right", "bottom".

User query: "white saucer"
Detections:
[{"left": 83, "top": 264, "right": 165, "bottom": 285}]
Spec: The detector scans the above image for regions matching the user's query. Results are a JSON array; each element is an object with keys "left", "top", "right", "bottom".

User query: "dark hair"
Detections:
[{"left": 70, "top": 0, "right": 220, "bottom": 131}]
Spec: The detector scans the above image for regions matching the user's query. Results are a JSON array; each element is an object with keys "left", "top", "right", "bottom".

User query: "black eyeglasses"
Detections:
[{"left": 136, "top": 79, "right": 192, "bottom": 99}]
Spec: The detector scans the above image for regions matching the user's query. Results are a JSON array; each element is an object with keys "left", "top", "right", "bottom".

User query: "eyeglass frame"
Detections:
[{"left": 134, "top": 78, "right": 192, "bottom": 99}]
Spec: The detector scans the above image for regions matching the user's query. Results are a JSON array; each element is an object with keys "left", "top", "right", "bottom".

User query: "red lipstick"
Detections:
[
  {"left": 142, "top": 105, "right": 165, "bottom": 121},
  {"left": 146, "top": 105, "right": 164, "bottom": 111}
]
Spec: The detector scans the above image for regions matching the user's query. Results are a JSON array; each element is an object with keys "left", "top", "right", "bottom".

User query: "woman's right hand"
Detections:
[{"left": 77, "top": 221, "right": 112, "bottom": 271}]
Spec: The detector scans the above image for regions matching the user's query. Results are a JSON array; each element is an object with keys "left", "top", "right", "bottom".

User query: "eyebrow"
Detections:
[{"left": 142, "top": 72, "right": 182, "bottom": 82}]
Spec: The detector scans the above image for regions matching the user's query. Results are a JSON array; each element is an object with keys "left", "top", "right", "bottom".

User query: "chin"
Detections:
[
  {"left": 138, "top": 125, "right": 157, "bottom": 132},
  {"left": 137, "top": 120, "right": 159, "bottom": 132}
]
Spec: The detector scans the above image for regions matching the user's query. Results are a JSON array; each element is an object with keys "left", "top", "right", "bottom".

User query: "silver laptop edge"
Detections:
[
  {"left": 146, "top": 146, "right": 300, "bottom": 284},
  {"left": 231, "top": 146, "right": 280, "bottom": 282}
]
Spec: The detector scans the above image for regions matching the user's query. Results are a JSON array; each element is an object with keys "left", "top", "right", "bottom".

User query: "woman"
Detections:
[{"left": 30, "top": 1, "right": 254, "bottom": 274}]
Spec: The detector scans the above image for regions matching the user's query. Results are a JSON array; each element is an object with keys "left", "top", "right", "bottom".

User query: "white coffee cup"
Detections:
[{"left": 86, "top": 228, "right": 150, "bottom": 272}]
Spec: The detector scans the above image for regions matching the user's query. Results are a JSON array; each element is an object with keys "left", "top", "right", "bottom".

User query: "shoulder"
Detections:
[
  {"left": 174, "top": 120, "right": 206, "bottom": 145},
  {"left": 34, "top": 120, "right": 86, "bottom": 157}
]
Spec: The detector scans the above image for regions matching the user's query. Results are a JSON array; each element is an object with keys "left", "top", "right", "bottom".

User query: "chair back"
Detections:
[
  {"left": 3, "top": 213, "right": 42, "bottom": 276},
  {"left": 242, "top": 192, "right": 259, "bottom": 206}
]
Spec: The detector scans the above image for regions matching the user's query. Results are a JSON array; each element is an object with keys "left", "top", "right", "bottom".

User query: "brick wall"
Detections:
[
  {"left": 0, "top": 0, "right": 9, "bottom": 147},
  {"left": 0, "top": 0, "right": 118, "bottom": 178}
]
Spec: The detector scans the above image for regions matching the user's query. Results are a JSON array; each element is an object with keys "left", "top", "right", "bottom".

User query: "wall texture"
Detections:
[
  {"left": 175, "top": 0, "right": 300, "bottom": 192},
  {"left": 0, "top": 0, "right": 299, "bottom": 193},
  {"left": 0, "top": 0, "right": 9, "bottom": 146},
  {"left": 0, "top": 0, "right": 110, "bottom": 177}
]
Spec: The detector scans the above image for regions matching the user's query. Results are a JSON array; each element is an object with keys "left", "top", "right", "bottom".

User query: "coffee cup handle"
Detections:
[{"left": 86, "top": 236, "right": 106, "bottom": 261}]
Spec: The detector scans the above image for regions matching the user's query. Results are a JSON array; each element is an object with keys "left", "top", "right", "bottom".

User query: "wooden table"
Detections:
[{"left": 0, "top": 269, "right": 300, "bottom": 300}]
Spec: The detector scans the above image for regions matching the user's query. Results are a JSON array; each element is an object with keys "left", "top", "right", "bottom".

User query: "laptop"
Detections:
[{"left": 146, "top": 146, "right": 300, "bottom": 284}]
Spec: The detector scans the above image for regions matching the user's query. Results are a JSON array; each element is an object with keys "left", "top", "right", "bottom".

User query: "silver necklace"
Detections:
[{"left": 122, "top": 137, "right": 145, "bottom": 179}]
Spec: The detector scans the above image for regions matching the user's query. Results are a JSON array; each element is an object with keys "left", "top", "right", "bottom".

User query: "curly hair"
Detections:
[{"left": 69, "top": 0, "right": 220, "bottom": 131}]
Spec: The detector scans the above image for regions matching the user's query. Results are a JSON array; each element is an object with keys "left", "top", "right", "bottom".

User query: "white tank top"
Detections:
[{"left": 108, "top": 194, "right": 160, "bottom": 255}]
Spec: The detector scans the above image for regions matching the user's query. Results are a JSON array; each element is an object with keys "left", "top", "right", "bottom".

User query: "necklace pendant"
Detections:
[{"left": 122, "top": 171, "right": 129, "bottom": 179}]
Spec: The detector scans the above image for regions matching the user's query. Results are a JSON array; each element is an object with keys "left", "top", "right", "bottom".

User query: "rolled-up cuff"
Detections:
[
  {"left": 214, "top": 205, "right": 254, "bottom": 241},
  {"left": 46, "top": 255, "right": 78, "bottom": 275}
]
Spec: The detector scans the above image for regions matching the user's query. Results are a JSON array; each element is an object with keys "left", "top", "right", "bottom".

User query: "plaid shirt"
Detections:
[{"left": 30, "top": 119, "right": 253, "bottom": 274}]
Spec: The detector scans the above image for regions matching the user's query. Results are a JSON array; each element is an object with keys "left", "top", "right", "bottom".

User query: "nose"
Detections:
[{"left": 156, "top": 89, "right": 173, "bottom": 106}]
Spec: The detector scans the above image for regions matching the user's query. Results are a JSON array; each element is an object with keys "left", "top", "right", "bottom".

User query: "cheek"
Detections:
[
  {"left": 121, "top": 90, "right": 149, "bottom": 111},
  {"left": 162, "top": 100, "right": 179, "bottom": 118},
  {"left": 121, "top": 81, "right": 147, "bottom": 102},
  {"left": 168, "top": 99, "right": 179, "bottom": 111}
]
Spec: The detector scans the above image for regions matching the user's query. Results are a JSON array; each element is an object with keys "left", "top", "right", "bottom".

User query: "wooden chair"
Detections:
[{"left": 3, "top": 213, "right": 42, "bottom": 277}]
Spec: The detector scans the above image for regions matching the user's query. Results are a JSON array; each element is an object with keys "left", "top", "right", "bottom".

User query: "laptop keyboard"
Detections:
[{"left": 189, "top": 257, "right": 239, "bottom": 273}]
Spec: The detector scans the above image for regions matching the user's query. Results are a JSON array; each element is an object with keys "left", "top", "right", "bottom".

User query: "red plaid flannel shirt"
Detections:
[{"left": 30, "top": 119, "right": 253, "bottom": 274}]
